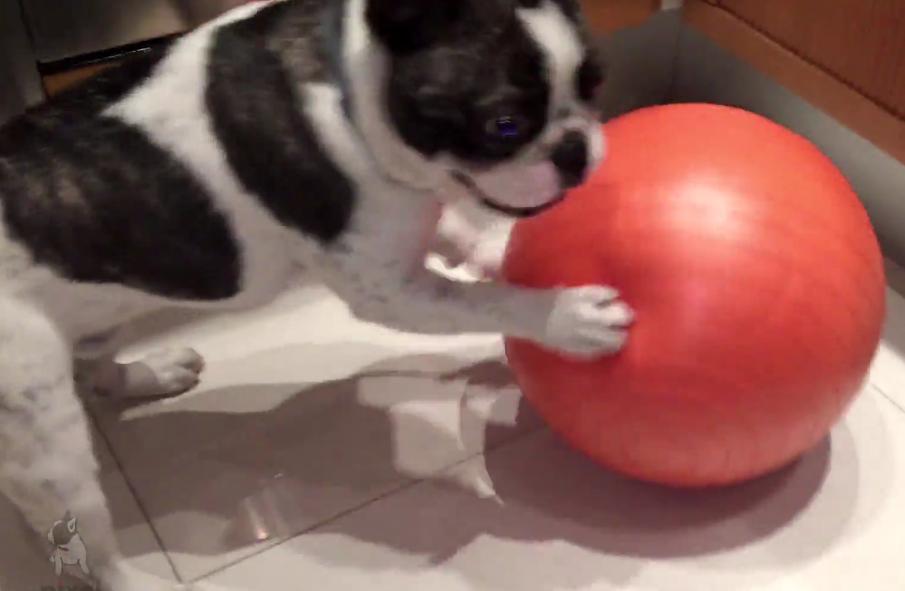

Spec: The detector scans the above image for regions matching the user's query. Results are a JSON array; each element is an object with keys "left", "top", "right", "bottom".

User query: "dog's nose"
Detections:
[{"left": 551, "top": 130, "right": 589, "bottom": 190}]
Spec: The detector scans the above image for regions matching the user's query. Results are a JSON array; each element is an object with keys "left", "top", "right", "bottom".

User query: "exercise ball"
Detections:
[{"left": 503, "top": 104, "right": 885, "bottom": 487}]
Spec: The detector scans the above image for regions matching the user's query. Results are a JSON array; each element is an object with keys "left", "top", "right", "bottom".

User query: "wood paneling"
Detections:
[
  {"left": 581, "top": 0, "right": 660, "bottom": 32},
  {"left": 685, "top": 0, "right": 905, "bottom": 164},
  {"left": 43, "top": 61, "right": 118, "bottom": 97},
  {"left": 716, "top": 0, "right": 905, "bottom": 120}
]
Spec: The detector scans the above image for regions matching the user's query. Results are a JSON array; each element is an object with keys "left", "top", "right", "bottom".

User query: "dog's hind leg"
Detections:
[{"left": 0, "top": 298, "right": 178, "bottom": 590}]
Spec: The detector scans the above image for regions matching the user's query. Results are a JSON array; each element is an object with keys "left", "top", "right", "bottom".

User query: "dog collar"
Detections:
[{"left": 323, "top": 0, "right": 354, "bottom": 122}]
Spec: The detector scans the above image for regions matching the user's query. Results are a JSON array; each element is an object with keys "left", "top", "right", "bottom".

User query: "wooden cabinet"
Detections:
[
  {"left": 686, "top": 0, "right": 905, "bottom": 163},
  {"left": 715, "top": 0, "right": 905, "bottom": 120},
  {"left": 580, "top": 0, "right": 660, "bottom": 32}
]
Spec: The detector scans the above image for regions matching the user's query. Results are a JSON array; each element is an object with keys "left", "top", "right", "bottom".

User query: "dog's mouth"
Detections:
[{"left": 450, "top": 171, "right": 566, "bottom": 218}]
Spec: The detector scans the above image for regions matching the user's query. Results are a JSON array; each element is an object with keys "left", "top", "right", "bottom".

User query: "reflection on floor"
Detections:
[{"left": 3, "top": 264, "right": 905, "bottom": 591}]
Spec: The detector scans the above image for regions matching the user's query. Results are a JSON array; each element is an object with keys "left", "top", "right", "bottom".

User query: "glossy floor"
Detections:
[{"left": 4, "top": 262, "right": 905, "bottom": 591}]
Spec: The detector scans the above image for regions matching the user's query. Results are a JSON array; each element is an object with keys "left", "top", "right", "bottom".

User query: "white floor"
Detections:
[{"left": 4, "top": 261, "right": 905, "bottom": 591}]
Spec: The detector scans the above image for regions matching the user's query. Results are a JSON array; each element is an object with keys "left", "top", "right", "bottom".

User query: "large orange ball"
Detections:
[{"left": 503, "top": 104, "right": 885, "bottom": 487}]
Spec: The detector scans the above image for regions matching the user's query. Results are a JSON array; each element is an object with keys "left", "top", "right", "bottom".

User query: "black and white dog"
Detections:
[{"left": 0, "top": 0, "right": 632, "bottom": 588}]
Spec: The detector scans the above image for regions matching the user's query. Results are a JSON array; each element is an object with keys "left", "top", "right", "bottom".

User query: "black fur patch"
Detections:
[
  {"left": 0, "top": 51, "right": 242, "bottom": 301},
  {"left": 366, "top": 0, "right": 464, "bottom": 53},
  {"left": 206, "top": 0, "right": 356, "bottom": 244},
  {"left": 577, "top": 49, "right": 606, "bottom": 103},
  {"left": 551, "top": 130, "right": 588, "bottom": 188},
  {"left": 384, "top": 2, "right": 551, "bottom": 163}
]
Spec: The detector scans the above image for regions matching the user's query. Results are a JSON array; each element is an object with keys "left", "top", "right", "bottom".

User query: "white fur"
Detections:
[
  {"left": 0, "top": 3, "right": 629, "bottom": 591},
  {"left": 518, "top": 1, "right": 585, "bottom": 119},
  {"left": 516, "top": 0, "right": 607, "bottom": 180}
]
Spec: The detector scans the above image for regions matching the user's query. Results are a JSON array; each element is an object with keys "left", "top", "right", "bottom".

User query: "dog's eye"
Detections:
[{"left": 485, "top": 116, "right": 523, "bottom": 141}]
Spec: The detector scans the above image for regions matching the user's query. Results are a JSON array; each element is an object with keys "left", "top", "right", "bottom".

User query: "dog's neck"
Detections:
[{"left": 341, "top": 0, "right": 451, "bottom": 194}]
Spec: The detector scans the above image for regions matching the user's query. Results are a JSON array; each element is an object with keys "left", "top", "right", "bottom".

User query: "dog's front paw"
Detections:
[{"left": 541, "top": 286, "right": 634, "bottom": 358}]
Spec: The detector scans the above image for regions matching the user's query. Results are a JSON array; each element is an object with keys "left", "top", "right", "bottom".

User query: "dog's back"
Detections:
[
  {"left": 0, "top": 49, "right": 243, "bottom": 305},
  {"left": 0, "top": 0, "right": 352, "bottom": 335}
]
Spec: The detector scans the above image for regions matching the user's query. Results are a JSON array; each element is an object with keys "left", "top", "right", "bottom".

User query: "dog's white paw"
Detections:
[
  {"left": 541, "top": 286, "right": 634, "bottom": 358},
  {"left": 121, "top": 348, "right": 205, "bottom": 399}
]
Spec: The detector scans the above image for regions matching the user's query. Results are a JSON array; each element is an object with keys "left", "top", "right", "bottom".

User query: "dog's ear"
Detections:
[
  {"left": 366, "top": 0, "right": 463, "bottom": 53},
  {"left": 67, "top": 515, "right": 78, "bottom": 533},
  {"left": 48, "top": 527, "right": 56, "bottom": 544}
]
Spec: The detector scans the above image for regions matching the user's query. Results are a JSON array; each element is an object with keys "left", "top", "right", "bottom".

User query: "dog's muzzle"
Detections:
[{"left": 450, "top": 171, "right": 566, "bottom": 218}]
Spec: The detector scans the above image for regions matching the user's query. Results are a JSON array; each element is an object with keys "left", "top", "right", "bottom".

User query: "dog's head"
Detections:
[{"left": 353, "top": 0, "right": 605, "bottom": 216}]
